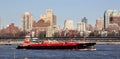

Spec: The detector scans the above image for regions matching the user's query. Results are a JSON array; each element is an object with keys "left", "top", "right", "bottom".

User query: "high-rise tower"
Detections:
[
  {"left": 81, "top": 17, "right": 88, "bottom": 30},
  {"left": 77, "top": 22, "right": 86, "bottom": 32},
  {"left": 64, "top": 20, "right": 74, "bottom": 30},
  {"left": 40, "top": 9, "right": 56, "bottom": 26},
  {"left": 81, "top": 17, "right": 87, "bottom": 24},
  {"left": 22, "top": 12, "right": 33, "bottom": 31},
  {"left": 104, "top": 9, "right": 119, "bottom": 29},
  {"left": 95, "top": 18, "right": 103, "bottom": 31}
]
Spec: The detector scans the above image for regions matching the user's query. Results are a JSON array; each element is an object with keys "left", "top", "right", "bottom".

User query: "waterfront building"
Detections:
[
  {"left": 107, "top": 23, "right": 120, "bottom": 31},
  {"left": 95, "top": 18, "right": 103, "bottom": 31},
  {"left": 81, "top": 17, "right": 88, "bottom": 30},
  {"left": 87, "top": 24, "right": 94, "bottom": 31},
  {"left": 0, "top": 23, "right": 20, "bottom": 37},
  {"left": 107, "top": 23, "right": 120, "bottom": 36},
  {"left": 104, "top": 9, "right": 119, "bottom": 29},
  {"left": 22, "top": 12, "right": 33, "bottom": 31},
  {"left": 52, "top": 25, "right": 60, "bottom": 32},
  {"left": 40, "top": 9, "right": 56, "bottom": 26},
  {"left": 32, "top": 9, "right": 57, "bottom": 37},
  {"left": 100, "top": 31, "right": 108, "bottom": 37},
  {"left": 63, "top": 20, "right": 74, "bottom": 30},
  {"left": 77, "top": 22, "right": 86, "bottom": 32}
]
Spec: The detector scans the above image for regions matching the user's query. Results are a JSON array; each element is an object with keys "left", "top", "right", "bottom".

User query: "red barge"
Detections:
[{"left": 16, "top": 37, "right": 96, "bottom": 50}]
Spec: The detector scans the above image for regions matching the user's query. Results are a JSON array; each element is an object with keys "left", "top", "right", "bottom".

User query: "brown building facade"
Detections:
[
  {"left": 0, "top": 23, "right": 20, "bottom": 37},
  {"left": 110, "top": 16, "right": 120, "bottom": 26},
  {"left": 95, "top": 18, "right": 103, "bottom": 31}
]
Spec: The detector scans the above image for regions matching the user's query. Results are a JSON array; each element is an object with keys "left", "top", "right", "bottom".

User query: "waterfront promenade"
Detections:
[{"left": 0, "top": 37, "right": 120, "bottom": 45}]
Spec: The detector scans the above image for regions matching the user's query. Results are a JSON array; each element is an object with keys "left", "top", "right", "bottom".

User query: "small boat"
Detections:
[{"left": 16, "top": 36, "right": 96, "bottom": 50}]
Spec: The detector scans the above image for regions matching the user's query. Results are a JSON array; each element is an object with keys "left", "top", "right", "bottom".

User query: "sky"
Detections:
[{"left": 0, "top": 0, "right": 120, "bottom": 28}]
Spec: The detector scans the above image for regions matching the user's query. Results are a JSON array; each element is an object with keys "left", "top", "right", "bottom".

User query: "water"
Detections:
[{"left": 0, "top": 45, "right": 120, "bottom": 59}]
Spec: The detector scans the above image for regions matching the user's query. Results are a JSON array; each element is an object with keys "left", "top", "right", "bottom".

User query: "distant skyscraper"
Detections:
[
  {"left": 64, "top": 20, "right": 74, "bottom": 30},
  {"left": 77, "top": 22, "right": 86, "bottom": 32},
  {"left": 95, "top": 18, "right": 103, "bottom": 31},
  {"left": 81, "top": 17, "right": 88, "bottom": 30},
  {"left": 40, "top": 9, "right": 56, "bottom": 26},
  {"left": 81, "top": 17, "right": 87, "bottom": 24},
  {"left": 104, "top": 9, "right": 119, "bottom": 29},
  {"left": 22, "top": 12, "right": 33, "bottom": 31}
]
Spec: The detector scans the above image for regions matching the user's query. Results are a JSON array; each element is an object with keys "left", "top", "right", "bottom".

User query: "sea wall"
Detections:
[
  {"left": 96, "top": 42, "right": 120, "bottom": 45},
  {"left": 0, "top": 40, "right": 120, "bottom": 45},
  {"left": 0, "top": 37, "right": 120, "bottom": 45},
  {"left": 0, "top": 41, "right": 23, "bottom": 45}
]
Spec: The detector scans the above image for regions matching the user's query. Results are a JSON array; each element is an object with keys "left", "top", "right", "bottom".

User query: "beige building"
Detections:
[
  {"left": 95, "top": 18, "right": 103, "bottom": 31},
  {"left": 40, "top": 9, "right": 56, "bottom": 26},
  {"left": 63, "top": 20, "right": 74, "bottom": 30},
  {"left": 87, "top": 24, "right": 94, "bottom": 31},
  {"left": 77, "top": 22, "right": 86, "bottom": 32},
  {"left": 32, "top": 9, "right": 57, "bottom": 37},
  {"left": 22, "top": 12, "right": 33, "bottom": 31}
]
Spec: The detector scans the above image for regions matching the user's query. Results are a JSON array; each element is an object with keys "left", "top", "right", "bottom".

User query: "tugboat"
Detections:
[{"left": 16, "top": 36, "right": 96, "bottom": 50}]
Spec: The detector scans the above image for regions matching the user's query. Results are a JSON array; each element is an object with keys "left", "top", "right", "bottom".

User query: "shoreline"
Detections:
[
  {"left": 96, "top": 42, "right": 120, "bottom": 45},
  {"left": 0, "top": 41, "right": 120, "bottom": 45}
]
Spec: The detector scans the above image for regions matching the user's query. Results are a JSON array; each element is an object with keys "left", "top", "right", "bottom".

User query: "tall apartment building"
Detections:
[
  {"left": 95, "top": 18, "right": 103, "bottom": 31},
  {"left": 77, "top": 22, "right": 86, "bottom": 32},
  {"left": 81, "top": 17, "right": 88, "bottom": 30},
  {"left": 22, "top": 12, "right": 33, "bottom": 31},
  {"left": 104, "top": 9, "right": 119, "bottom": 29},
  {"left": 64, "top": 20, "right": 74, "bottom": 30},
  {"left": 40, "top": 9, "right": 56, "bottom": 26}
]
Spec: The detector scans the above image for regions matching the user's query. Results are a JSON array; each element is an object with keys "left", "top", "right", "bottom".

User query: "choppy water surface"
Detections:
[{"left": 0, "top": 44, "right": 120, "bottom": 59}]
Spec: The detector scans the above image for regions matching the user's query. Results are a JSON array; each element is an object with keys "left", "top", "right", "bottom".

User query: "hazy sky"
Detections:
[{"left": 0, "top": 0, "right": 120, "bottom": 28}]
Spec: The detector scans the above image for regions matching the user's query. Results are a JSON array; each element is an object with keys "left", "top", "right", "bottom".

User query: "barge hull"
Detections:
[{"left": 17, "top": 43, "right": 96, "bottom": 50}]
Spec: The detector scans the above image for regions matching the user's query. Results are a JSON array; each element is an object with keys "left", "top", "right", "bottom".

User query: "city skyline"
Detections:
[{"left": 0, "top": 0, "right": 120, "bottom": 28}]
